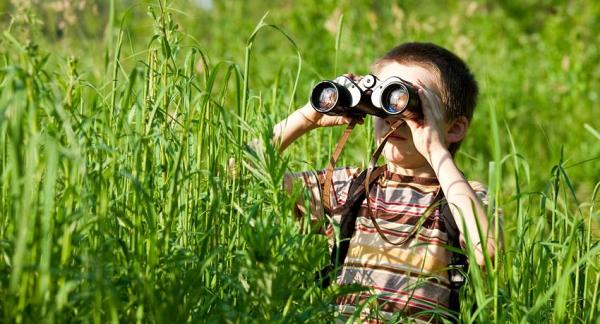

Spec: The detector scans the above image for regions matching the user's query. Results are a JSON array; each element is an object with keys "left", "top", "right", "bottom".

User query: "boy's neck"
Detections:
[{"left": 386, "top": 161, "right": 437, "bottom": 178}]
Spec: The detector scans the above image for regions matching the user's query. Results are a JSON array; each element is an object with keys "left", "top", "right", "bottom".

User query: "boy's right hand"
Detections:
[
  {"left": 298, "top": 102, "right": 364, "bottom": 128},
  {"left": 273, "top": 103, "right": 363, "bottom": 152}
]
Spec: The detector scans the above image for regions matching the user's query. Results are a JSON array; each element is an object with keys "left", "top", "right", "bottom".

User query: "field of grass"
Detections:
[{"left": 0, "top": 0, "right": 599, "bottom": 322}]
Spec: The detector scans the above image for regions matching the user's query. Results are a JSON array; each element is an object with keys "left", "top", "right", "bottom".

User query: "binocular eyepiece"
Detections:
[{"left": 310, "top": 74, "right": 422, "bottom": 119}]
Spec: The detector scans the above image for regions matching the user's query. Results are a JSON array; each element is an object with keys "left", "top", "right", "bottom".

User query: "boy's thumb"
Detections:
[{"left": 342, "top": 116, "right": 364, "bottom": 125}]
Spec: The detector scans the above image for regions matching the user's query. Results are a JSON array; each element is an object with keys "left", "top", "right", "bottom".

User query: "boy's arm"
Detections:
[
  {"left": 429, "top": 149, "right": 500, "bottom": 267},
  {"left": 273, "top": 103, "right": 359, "bottom": 152},
  {"left": 276, "top": 102, "right": 361, "bottom": 224},
  {"left": 406, "top": 85, "right": 502, "bottom": 268}
]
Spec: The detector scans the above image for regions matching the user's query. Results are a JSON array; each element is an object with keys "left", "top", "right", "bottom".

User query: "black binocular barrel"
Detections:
[
  {"left": 310, "top": 81, "right": 352, "bottom": 115},
  {"left": 309, "top": 75, "right": 422, "bottom": 119}
]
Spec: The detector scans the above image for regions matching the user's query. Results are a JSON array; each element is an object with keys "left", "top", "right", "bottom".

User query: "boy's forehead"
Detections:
[{"left": 373, "top": 62, "right": 442, "bottom": 95}]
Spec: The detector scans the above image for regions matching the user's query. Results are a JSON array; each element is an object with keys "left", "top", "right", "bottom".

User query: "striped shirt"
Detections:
[{"left": 292, "top": 166, "right": 495, "bottom": 323}]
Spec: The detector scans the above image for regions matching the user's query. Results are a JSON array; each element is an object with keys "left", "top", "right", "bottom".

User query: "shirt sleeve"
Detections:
[
  {"left": 284, "top": 167, "right": 361, "bottom": 223},
  {"left": 462, "top": 181, "right": 504, "bottom": 246},
  {"left": 470, "top": 181, "right": 503, "bottom": 217}
]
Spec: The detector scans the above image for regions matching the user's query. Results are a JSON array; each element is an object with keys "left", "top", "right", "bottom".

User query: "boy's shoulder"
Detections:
[
  {"left": 466, "top": 180, "right": 493, "bottom": 206},
  {"left": 309, "top": 166, "right": 362, "bottom": 185},
  {"left": 468, "top": 180, "right": 487, "bottom": 193}
]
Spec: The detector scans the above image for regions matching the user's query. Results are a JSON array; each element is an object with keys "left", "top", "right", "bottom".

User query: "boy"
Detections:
[{"left": 274, "top": 42, "right": 500, "bottom": 322}]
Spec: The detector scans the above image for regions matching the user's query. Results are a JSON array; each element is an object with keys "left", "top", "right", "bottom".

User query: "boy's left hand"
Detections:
[{"left": 404, "top": 83, "right": 448, "bottom": 163}]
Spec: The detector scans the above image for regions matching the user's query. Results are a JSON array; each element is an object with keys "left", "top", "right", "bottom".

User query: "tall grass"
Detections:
[{"left": 0, "top": 0, "right": 599, "bottom": 323}]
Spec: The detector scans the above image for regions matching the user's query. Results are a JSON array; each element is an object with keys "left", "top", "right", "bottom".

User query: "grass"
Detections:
[{"left": 0, "top": 0, "right": 599, "bottom": 322}]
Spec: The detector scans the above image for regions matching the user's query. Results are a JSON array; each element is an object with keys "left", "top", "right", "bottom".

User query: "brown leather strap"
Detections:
[
  {"left": 323, "top": 119, "right": 358, "bottom": 212},
  {"left": 364, "top": 119, "right": 405, "bottom": 198}
]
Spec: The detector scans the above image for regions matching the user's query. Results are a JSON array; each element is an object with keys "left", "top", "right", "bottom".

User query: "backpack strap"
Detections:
[
  {"left": 316, "top": 165, "right": 385, "bottom": 288},
  {"left": 322, "top": 119, "right": 358, "bottom": 212},
  {"left": 440, "top": 201, "right": 464, "bottom": 253},
  {"left": 439, "top": 199, "right": 468, "bottom": 319}
]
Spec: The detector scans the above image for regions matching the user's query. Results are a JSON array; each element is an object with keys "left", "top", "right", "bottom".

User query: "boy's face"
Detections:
[{"left": 372, "top": 62, "right": 449, "bottom": 173}]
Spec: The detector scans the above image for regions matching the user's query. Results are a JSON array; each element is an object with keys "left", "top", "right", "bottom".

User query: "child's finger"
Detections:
[
  {"left": 413, "top": 79, "right": 425, "bottom": 89},
  {"left": 403, "top": 118, "right": 421, "bottom": 132},
  {"left": 341, "top": 116, "right": 354, "bottom": 124},
  {"left": 418, "top": 86, "right": 443, "bottom": 111},
  {"left": 417, "top": 88, "right": 434, "bottom": 117},
  {"left": 343, "top": 72, "right": 357, "bottom": 81},
  {"left": 339, "top": 115, "right": 365, "bottom": 125},
  {"left": 417, "top": 88, "right": 443, "bottom": 120}
]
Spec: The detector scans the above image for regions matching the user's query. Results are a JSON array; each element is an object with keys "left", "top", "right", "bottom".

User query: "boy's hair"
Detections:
[{"left": 373, "top": 42, "right": 479, "bottom": 153}]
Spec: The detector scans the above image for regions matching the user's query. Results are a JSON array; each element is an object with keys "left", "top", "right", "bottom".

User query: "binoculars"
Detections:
[{"left": 310, "top": 74, "right": 422, "bottom": 119}]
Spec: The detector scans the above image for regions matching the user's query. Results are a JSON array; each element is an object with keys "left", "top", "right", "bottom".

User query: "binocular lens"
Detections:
[
  {"left": 381, "top": 85, "right": 410, "bottom": 114},
  {"left": 318, "top": 87, "right": 338, "bottom": 111},
  {"left": 310, "top": 81, "right": 351, "bottom": 114}
]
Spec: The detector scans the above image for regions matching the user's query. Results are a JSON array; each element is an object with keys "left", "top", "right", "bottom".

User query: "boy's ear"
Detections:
[{"left": 445, "top": 116, "right": 469, "bottom": 144}]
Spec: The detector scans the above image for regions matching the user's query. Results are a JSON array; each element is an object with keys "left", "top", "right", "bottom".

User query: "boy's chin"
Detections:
[
  {"left": 385, "top": 148, "right": 419, "bottom": 162},
  {"left": 386, "top": 160, "right": 422, "bottom": 170},
  {"left": 384, "top": 152, "right": 430, "bottom": 170}
]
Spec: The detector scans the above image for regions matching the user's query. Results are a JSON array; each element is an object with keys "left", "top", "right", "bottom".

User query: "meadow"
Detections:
[{"left": 0, "top": 0, "right": 599, "bottom": 322}]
